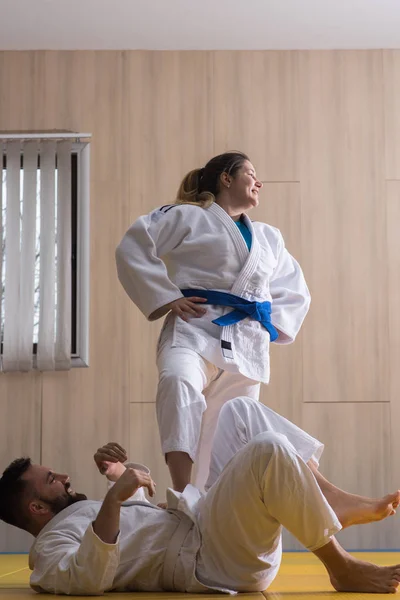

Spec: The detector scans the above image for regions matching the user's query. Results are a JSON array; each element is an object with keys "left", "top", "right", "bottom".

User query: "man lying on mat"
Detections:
[{"left": 0, "top": 396, "right": 399, "bottom": 596}]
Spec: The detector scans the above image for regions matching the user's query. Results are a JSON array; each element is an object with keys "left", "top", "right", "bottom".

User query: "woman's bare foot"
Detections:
[
  {"left": 324, "top": 489, "right": 400, "bottom": 529},
  {"left": 329, "top": 557, "right": 400, "bottom": 593}
]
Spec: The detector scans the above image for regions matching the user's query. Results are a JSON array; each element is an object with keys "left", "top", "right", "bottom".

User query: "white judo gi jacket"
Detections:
[
  {"left": 29, "top": 487, "right": 217, "bottom": 596},
  {"left": 116, "top": 202, "right": 310, "bottom": 383}
]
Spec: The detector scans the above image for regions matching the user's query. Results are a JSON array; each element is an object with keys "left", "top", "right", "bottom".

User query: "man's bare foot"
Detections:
[
  {"left": 324, "top": 489, "right": 400, "bottom": 529},
  {"left": 315, "top": 538, "right": 400, "bottom": 594},
  {"left": 308, "top": 464, "right": 400, "bottom": 529},
  {"left": 328, "top": 556, "right": 400, "bottom": 593}
]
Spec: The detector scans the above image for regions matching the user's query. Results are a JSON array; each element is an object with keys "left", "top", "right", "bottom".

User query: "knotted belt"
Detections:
[{"left": 181, "top": 289, "right": 279, "bottom": 342}]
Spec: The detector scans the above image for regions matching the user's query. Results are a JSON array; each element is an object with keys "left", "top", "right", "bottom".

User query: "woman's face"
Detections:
[{"left": 228, "top": 160, "right": 263, "bottom": 209}]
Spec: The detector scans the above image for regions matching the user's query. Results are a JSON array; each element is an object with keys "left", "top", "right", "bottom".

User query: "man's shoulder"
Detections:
[{"left": 41, "top": 501, "right": 101, "bottom": 536}]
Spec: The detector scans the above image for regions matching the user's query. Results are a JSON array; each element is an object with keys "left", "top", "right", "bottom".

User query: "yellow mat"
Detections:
[{"left": 0, "top": 552, "right": 399, "bottom": 599}]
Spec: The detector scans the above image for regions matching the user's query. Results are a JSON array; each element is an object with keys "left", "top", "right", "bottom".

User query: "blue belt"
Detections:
[{"left": 181, "top": 289, "right": 279, "bottom": 342}]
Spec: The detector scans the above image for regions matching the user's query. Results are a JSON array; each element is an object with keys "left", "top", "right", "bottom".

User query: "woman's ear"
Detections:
[{"left": 220, "top": 171, "right": 232, "bottom": 189}]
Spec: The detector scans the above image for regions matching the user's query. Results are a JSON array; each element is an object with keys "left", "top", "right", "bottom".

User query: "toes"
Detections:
[{"left": 388, "top": 491, "right": 400, "bottom": 504}]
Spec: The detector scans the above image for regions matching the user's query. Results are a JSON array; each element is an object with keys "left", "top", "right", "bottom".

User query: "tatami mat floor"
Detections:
[{"left": 0, "top": 552, "right": 399, "bottom": 599}]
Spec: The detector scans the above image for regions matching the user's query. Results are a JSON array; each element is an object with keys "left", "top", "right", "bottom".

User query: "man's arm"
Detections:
[
  {"left": 93, "top": 468, "right": 156, "bottom": 543},
  {"left": 30, "top": 469, "right": 156, "bottom": 595}
]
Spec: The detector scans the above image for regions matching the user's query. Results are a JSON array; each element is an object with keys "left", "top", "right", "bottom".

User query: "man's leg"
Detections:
[
  {"left": 193, "top": 376, "right": 260, "bottom": 491},
  {"left": 196, "top": 432, "right": 400, "bottom": 593},
  {"left": 205, "top": 396, "right": 323, "bottom": 490},
  {"left": 205, "top": 397, "right": 400, "bottom": 527}
]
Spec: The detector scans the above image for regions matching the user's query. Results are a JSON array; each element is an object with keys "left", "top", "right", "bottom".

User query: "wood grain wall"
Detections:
[{"left": 1, "top": 49, "right": 399, "bottom": 551}]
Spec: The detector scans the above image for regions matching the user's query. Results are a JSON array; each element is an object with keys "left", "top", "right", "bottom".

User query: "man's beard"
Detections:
[{"left": 43, "top": 490, "right": 88, "bottom": 516}]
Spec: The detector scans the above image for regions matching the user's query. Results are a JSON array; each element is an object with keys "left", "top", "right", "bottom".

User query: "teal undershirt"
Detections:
[{"left": 235, "top": 218, "right": 252, "bottom": 251}]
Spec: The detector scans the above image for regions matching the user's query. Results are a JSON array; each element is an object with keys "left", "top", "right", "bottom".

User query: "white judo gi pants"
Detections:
[
  {"left": 156, "top": 344, "right": 260, "bottom": 491},
  {"left": 195, "top": 397, "right": 342, "bottom": 592}
]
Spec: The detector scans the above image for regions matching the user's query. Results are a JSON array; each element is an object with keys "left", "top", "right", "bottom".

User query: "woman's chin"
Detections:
[{"left": 249, "top": 197, "right": 259, "bottom": 208}]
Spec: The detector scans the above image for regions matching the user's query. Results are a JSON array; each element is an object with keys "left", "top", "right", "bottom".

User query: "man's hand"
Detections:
[
  {"left": 108, "top": 468, "right": 156, "bottom": 503},
  {"left": 94, "top": 442, "right": 128, "bottom": 482},
  {"left": 93, "top": 466, "right": 155, "bottom": 545}
]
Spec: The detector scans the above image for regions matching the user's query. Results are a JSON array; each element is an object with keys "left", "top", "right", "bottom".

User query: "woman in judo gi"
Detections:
[{"left": 116, "top": 151, "right": 310, "bottom": 491}]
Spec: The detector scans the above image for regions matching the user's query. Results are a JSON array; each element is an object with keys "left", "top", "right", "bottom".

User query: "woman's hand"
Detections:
[
  {"left": 149, "top": 296, "right": 207, "bottom": 322},
  {"left": 163, "top": 296, "right": 207, "bottom": 322},
  {"left": 94, "top": 442, "right": 128, "bottom": 482}
]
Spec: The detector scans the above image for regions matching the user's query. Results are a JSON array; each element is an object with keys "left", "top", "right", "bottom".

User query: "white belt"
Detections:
[{"left": 162, "top": 510, "right": 194, "bottom": 591}]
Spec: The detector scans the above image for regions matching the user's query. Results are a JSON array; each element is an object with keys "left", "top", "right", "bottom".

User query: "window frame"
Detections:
[
  {"left": 0, "top": 140, "right": 90, "bottom": 368},
  {"left": 70, "top": 141, "right": 90, "bottom": 368}
]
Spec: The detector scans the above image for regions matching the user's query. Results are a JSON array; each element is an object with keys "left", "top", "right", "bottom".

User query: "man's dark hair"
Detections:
[{"left": 0, "top": 457, "right": 33, "bottom": 530}]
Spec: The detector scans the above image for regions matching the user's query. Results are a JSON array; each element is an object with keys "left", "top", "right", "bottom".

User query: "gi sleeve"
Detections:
[
  {"left": 106, "top": 462, "right": 151, "bottom": 503},
  {"left": 30, "top": 523, "right": 119, "bottom": 595},
  {"left": 115, "top": 208, "right": 189, "bottom": 319},
  {"left": 270, "top": 233, "right": 311, "bottom": 344}
]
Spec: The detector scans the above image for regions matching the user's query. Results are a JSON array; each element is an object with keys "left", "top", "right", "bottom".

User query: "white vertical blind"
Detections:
[
  {"left": 0, "top": 151, "right": 2, "bottom": 355},
  {"left": 3, "top": 141, "right": 21, "bottom": 371},
  {"left": 19, "top": 141, "right": 37, "bottom": 371},
  {"left": 55, "top": 140, "right": 71, "bottom": 370},
  {"left": 37, "top": 141, "right": 56, "bottom": 370},
  {"left": 1, "top": 139, "right": 72, "bottom": 372}
]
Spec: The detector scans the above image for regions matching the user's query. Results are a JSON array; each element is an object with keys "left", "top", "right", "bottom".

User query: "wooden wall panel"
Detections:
[
  {"left": 384, "top": 64, "right": 400, "bottom": 552},
  {"left": 0, "top": 375, "right": 41, "bottom": 552},
  {"left": 302, "top": 402, "right": 393, "bottom": 550},
  {"left": 0, "top": 48, "right": 398, "bottom": 552},
  {"left": 384, "top": 50, "right": 400, "bottom": 179},
  {"left": 298, "top": 51, "right": 388, "bottom": 405},
  {"left": 127, "top": 51, "right": 214, "bottom": 215},
  {"left": 213, "top": 51, "right": 299, "bottom": 182},
  {"left": 386, "top": 182, "right": 400, "bottom": 492},
  {"left": 0, "top": 52, "right": 39, "bottom": 129}
]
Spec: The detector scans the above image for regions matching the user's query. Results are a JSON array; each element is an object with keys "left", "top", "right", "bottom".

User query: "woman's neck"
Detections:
[{"left": 215, "top": 199, "right": 243, "bottom": 221}]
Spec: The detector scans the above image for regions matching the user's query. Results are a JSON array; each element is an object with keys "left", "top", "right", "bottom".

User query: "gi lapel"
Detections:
[{"left": 207, "top": 204, "right": 261, "bottom": 360}]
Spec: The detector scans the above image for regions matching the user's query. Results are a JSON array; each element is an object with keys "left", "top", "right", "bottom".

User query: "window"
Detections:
[{"left": 0, "top": 134, "right": 90, "bottom": 371}]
